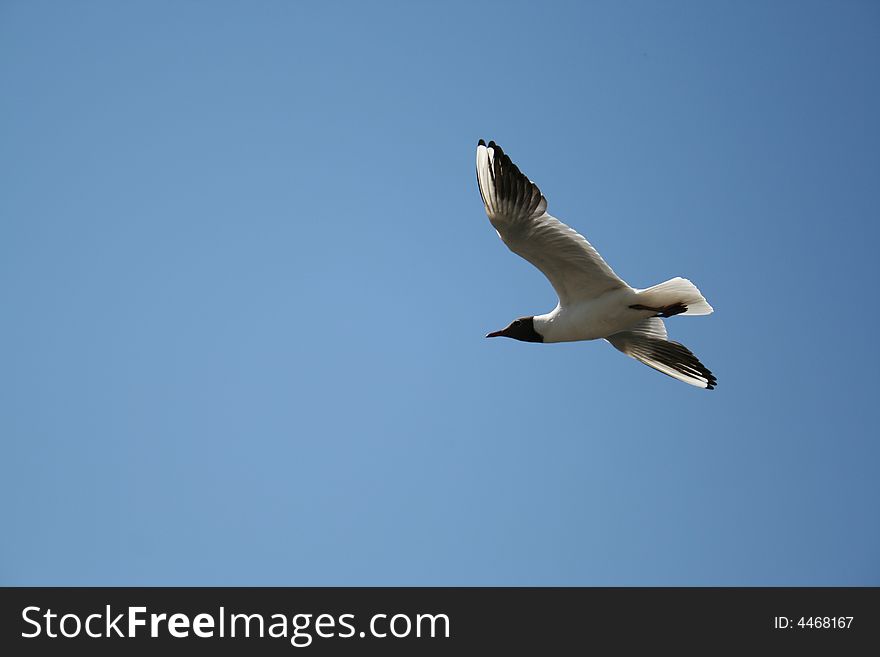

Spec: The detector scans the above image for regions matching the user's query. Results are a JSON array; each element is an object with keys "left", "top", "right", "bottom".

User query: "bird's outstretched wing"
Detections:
[
  {"left": 606, "top": 317, "right": 717, "bottom": 389},
  {"left": 475, "top": 140, "right": 627, "bottom": 305}
]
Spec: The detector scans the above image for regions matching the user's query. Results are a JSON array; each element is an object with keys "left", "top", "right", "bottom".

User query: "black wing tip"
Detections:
[
  {"left": 657, "top": 340, "right": 717, "bottom": 390},
  {"left": 478, "top": 139, "right": 507, "bottom": 159},
  {"left": 475, "top": 139, "right": 545, "bottom": 219},
  {"left": 700, "top": 367, "right": 717, "bottom": 390},
  {"left": 700, "top": 362, "right": 717, "bottom": 390}
]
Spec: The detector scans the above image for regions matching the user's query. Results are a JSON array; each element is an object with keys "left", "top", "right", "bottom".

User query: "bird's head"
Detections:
[{"left": 486, "top": 316, "right": 544, "bottom": 343}]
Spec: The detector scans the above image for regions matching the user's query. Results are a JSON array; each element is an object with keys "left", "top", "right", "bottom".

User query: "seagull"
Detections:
[{"left": 476, "top": 139, "right": 717, "bottom": 389}]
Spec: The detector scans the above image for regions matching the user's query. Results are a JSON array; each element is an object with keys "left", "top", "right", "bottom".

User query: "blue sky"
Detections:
[{"left": 2, "top": 0, "right": 878, "bottom": 585}]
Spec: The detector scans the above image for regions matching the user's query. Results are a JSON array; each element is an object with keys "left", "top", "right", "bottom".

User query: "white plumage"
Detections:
[{"left": 476, "top": 140, "right": 716, "bottom": 389}]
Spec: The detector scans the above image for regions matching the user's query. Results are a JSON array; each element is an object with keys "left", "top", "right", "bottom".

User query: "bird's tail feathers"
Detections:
[{"left": 637, "top": 277, "right": 713, "bottom": 316}]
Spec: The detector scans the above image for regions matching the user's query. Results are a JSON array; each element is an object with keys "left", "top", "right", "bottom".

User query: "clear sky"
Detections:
[{"left": 2, "top": 1, "right": 878, "bottom": 585}]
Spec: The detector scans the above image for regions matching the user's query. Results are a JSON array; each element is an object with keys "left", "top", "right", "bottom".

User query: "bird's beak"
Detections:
[{"left": 486, "top": 329, "right": 505, "bottom": 338}]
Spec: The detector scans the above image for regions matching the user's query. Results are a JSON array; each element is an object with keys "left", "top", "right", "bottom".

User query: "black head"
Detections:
[{"left": 486, "top": 316, "right": 543, "bottom": 343}]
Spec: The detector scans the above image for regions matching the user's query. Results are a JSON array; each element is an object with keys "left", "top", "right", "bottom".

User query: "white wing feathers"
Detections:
[
  {"left": 606, "top": 317, "right": 717, "bottom": 389},
  {"left": 475, "top": 140, "right": 627, "bottom": 306}
]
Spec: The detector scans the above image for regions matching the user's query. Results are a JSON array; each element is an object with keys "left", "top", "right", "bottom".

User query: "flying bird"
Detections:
[{"left": 476, "top": 140, "right": 716, "bottom": 389}]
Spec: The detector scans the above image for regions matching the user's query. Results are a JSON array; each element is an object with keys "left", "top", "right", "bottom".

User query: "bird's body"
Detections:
[
  {"left": 534, "top": 289, "right": 651, "bottom": 343},
  {"left": 476, "top": 139, "right": 717, "bottom": 389}
]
